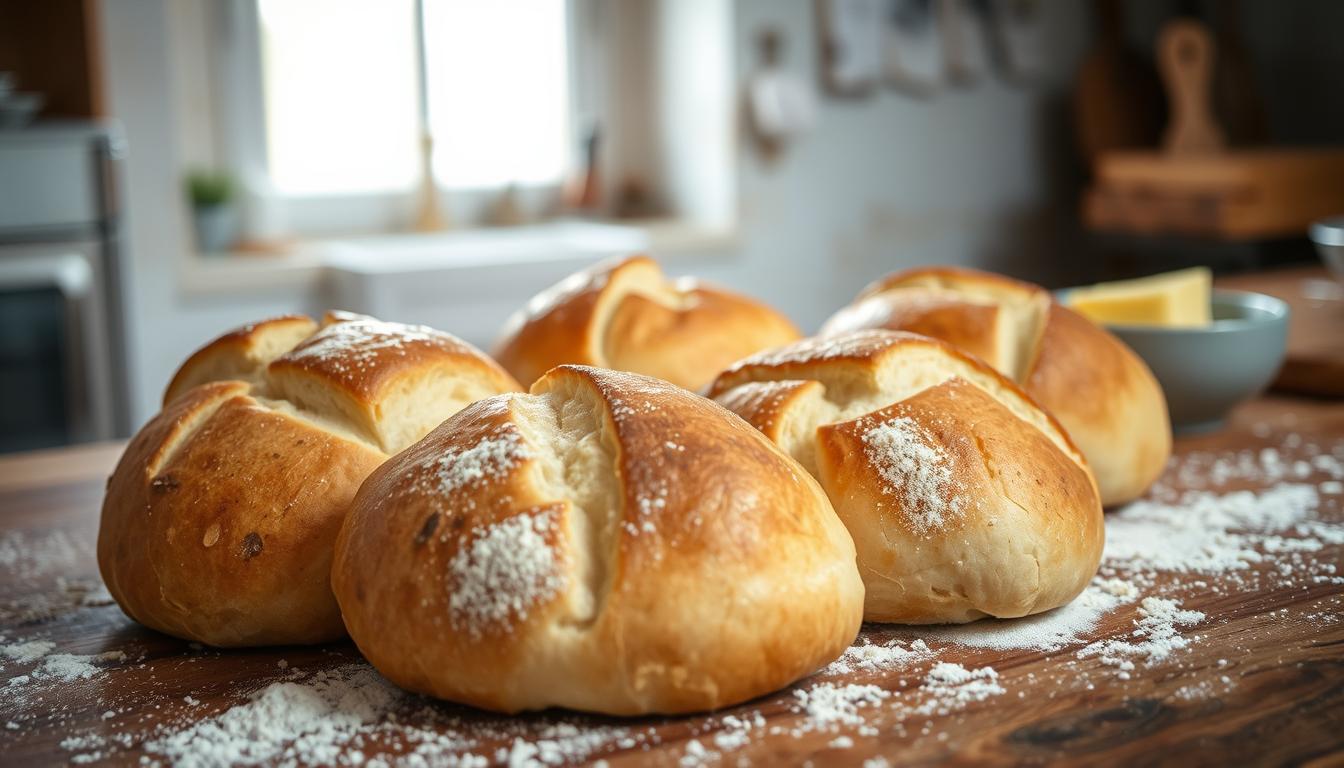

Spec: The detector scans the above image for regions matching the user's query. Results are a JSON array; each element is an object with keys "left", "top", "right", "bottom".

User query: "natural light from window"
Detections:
[
  {"left": 422, "top": 0, "right": 571, "bottom": 189},
  {"left": 257, "top": 0, "right": 571, "bottom": 197},
  {"left": 258, "top": 0, "right": 420, "bottom": 196}
]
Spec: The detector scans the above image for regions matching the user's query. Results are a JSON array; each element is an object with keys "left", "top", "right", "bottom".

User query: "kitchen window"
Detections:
[
  {"left": 177, "top": 0, "right": 734, "bottom": 257},
  {"left": 208, "top": 0, "right": 579, "bottom": 234}
]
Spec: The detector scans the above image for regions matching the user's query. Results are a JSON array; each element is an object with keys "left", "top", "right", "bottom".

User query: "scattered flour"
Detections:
[
  {"left": 284, "top": 320, "right": 465, "bottom": 376},
  {"left": 792, "top": 683, "right": 890, "bottom": 729},
  {"left": 1, "top": 639, "right": 125, "bottom": 690},
  {"left": 862, "top": 416, "right": 962, "bottom": 532},
  {"left": 824, "top": 638, "right": 932, "bottom": 675},
  {"left": 1076, "top": 597, "right": 1206, "bottom": 680},
  {"left": 0, "top": 529, "right": 86, "bottom": 580},
  {"left": 1, "top": 639, "right": 55, "bottom": 663},
  {"left": 911, "top": 663, "right": 1005, "bottom": 716},
  {"left": 146, "top": 665, "right": 436, "bottom": 767},
  {"left": 28, "top": 652, "right": 125, "bottom": 683},
  {"left": 1103, "top": 484, "right": 1332, "bottom": 574},
  {"left": 914, "top": 577, "right": 1140, "bottom": 652},
  {"left": 447, "top": 508, "right": 564, "bottom": 636},
  {"left": 418, "top": 428, "right": 531, "bottom": 499},
  {"left": 9, "top": 428, "right": 1343, "bottom": 765}
]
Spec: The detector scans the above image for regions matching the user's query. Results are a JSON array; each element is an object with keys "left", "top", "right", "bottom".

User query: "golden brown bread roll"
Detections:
[
  {"left": 98, "top": 313, "right": 522, "bottom": 646},
  {"left": 819, "top": 267, "right": 1170, "bottom": 506},
  {"left": 332, "top": 365, "right": 864, "bottom": 715},
  {"left": 708, "top": 330, "right": 1104, "bottom": 624},
  {"left": 493, "top": 255, "right": 801, "bottom": 391}
]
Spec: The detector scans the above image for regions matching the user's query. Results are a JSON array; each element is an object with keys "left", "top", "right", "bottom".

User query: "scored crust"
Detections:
[
  {"left": 819, "top": 266, "right": 1170, "bottom": 506},
  {"left": 332, "top": 365, "right": 864, "bottom": 715},
  {"left": 99, "top": 313, "right": 523, "bottom": 647},
  {"left": 492, "top": 255, "right": 800, "bottom": 391},
  {"left": 708, "top": 330, "right": 1103, "bottom": 624}
]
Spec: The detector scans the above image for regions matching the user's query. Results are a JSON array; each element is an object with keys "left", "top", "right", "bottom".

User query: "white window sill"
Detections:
[{"left": 178, "top": 218, "right": 738, "bottom": 298}]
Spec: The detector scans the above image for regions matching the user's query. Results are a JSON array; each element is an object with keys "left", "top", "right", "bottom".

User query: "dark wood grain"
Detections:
[{"left": 1, "top": 397, "right": 1342, "bottom": 767}]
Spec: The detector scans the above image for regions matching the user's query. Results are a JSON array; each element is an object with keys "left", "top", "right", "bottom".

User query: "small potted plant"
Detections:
[{"left": 186, "top": 170, "right": 237, "bottom": 254}]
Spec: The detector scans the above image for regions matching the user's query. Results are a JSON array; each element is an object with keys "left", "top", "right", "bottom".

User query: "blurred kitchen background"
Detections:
[{"left": 1, "top": 0, "right": 1342, "bottom": 451}]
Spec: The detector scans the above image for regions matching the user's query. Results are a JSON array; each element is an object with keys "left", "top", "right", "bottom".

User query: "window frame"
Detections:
[{"left": 211, "top": 0, "right": 592, "bottom": 237}]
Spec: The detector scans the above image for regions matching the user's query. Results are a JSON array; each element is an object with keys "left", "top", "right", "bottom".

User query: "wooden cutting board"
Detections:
[
  {"left": 1085, "top": 20, "right": 1344, "bottom": 240},
  {"left": 1218, "top": 266, "right": 1344, "bottom": 397}
]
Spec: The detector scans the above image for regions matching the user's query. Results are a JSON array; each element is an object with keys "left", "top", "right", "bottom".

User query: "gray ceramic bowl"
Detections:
[
  {"left": 1098, "top": 290, "right": 1289, "bottom": 434},
  {"left": 1311, "top": 216, "right": 1344, "bottom": 283}
]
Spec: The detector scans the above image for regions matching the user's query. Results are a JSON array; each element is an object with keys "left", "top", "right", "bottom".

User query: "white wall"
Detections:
[
  {"left": 685, "top": 0, "right": 1089, "bottom": 333},
  {"left": 100, "top": 0, "right": 316, "bottom": 428},
  {"left": 99, "top": 0, "right": 1087, "bottom": 430}
]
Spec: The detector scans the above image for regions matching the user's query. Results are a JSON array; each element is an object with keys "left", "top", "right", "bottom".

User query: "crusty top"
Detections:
[
  {"left": 708, "top": 329, "right": 1103, "bottom": 623},
  {"left": 163, "top": 312, "right": 522, "bottom": 454},
  {"left": 856, "top": 265, "right": 1044, "bottom": 305},
  {"left": 817, "top": 266, "right": 1170, "bottom": 506},
  {"left": 332, "top": 365, "right": 863, "bottom": 714},
  {"left": 164, "top": 315, "right": 318, "bottom": 404},
  {"left": 99, "top": 312, "right": 525, "bottom": 647},
  {"left": 709, "top": 329, "right": 1085, "bottom": 467},
  {"left": 492, "top": 255, "right": 800, "bottom": 390}
]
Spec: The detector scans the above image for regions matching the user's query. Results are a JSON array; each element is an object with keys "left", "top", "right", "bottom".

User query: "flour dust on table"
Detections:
[{"left": 1, "top": 424, "right": 1342, "bottom": 766}]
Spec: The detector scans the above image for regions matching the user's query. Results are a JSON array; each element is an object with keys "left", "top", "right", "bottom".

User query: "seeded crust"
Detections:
[
  {"left": 98, "top": 313, "right": 522, "bottom": 647},
  {"left": 708, "top": 330, "right": 1104, "bottom": 624},
  {"left": 332, "top": 366, "right": 865, "bottom": 715}
]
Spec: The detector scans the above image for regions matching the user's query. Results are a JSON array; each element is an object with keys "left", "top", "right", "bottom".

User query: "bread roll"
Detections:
[
  {"left": 708, "top": 330, "right": 1103, "bottom": 624},
  {"left": 332, "top": 365, "right": 863, "bottom": 715},
  {"left": 819, "top": 267, "right": 1170, "bottom": 506},
  {"left": 98, "top": 313, "right": 522, "bottom": 646},
  {"left": 493, "top": 255, "right": 801, "bottom": 391}
]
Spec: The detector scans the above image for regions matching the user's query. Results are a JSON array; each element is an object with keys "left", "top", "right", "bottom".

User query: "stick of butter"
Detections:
[{"left": 1064, "top": 267, "right": 1212, "bottom": 328}]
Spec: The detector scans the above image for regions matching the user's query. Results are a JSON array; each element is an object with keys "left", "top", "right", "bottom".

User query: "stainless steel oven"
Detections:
[{"left": 0, "top": 122, "right": 128, "bottom": 452}]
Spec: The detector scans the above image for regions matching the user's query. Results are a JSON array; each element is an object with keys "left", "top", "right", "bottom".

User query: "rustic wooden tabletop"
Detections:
[
  {"left": 2, "top": 267, "right": 1342, "bottom": 767},
  {"left": 1, "top": 394, "right": 1341, "bottom": 767}
]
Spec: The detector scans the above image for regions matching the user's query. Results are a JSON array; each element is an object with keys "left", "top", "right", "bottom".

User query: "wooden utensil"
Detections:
[
  {"left": 1158, "top": 20, "right": 1225, "bottom": 155},
  {"left": 1085, "top": 19, "right": 1344, "bottom": 240}
]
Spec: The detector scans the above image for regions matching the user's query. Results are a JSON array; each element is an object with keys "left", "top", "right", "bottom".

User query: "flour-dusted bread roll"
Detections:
[
  {"left": 98, "top": 313, "right": 522, "bottom": 646},
  {"left": 819, "top": 267, "right": 1170, "bottom": 506},
  {"left": 708, "top": 330, "right": 1103, "bottom": 624},
  {"left": 332, "top": 365, "right": 863, "bottom": 715},
  {"left": 493, "top": 255, "right": 801, "bottom": 391}
]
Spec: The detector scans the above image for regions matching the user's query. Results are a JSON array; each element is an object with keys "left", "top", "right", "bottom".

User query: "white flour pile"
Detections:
[
  {"left": 447, "top": 508, "right": 564, "bottom": 636},
  {"left": 909, "top": 663, "right": 1005, "bottom": 716},
  {"left": 0, "top": 529, "right": 86, "bottom": 581},
  {"left": 1076, "top": 597, "right": 1205, "bottom": 680},
  {"left": 913, "top": 578, "right": 1139, "bottom": 652},
  {"left": 1, "top": 640, "right": 54, "bottom": 664},
  {"left": 145, "top": 666, "right": 408, "bottom": 767},
  {"left": 824, "top": 638, "right": 933, "bottom": 675},
  {"left": 50, "top": 662, "right": 637, "bottom": 767},
  {"left": 1103, "top": 484, "right": 1336, "bottom": 574},
  {"left": 862, "top": 416, "right": 963, "bottom": 532},
  {"left": 792, "top": 683, "right": 890, "bottom": 729},
  {"left": 1, "top": 637, "right": 126, "bottom": 690}
]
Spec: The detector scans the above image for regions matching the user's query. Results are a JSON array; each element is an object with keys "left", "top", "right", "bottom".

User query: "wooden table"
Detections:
[
  {"left": 1217, "top": 267, "right": 1344, "bottom": 397},
  {"left": 1, "top": 394, "right": 1342, "bottom": 767}
]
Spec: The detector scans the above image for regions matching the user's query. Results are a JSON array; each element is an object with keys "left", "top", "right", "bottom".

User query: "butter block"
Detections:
[{"left": 1065, "top": 267, "right": 1212, "bottom": 328}]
